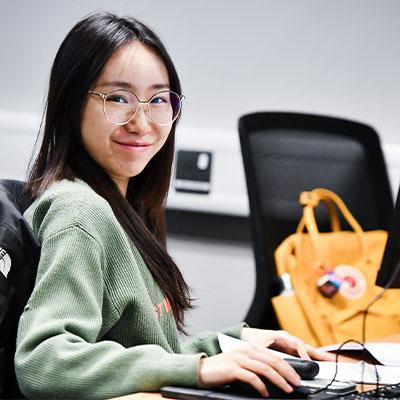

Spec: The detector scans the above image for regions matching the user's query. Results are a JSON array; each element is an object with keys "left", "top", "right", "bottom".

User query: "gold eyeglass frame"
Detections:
[{"left": 88, "top": 89, "right": 185, "bottom": 126}]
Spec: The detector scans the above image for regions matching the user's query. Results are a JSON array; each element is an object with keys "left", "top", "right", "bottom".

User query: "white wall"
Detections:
[
  {"left": 1, "top": 0, "right": 400, "bottom": 334},
  {"left": 168, "top": 236, "right": 254, "bottom": 335},
  {"left": 1, "top": 0, "right": 400, "bottom": 142}
]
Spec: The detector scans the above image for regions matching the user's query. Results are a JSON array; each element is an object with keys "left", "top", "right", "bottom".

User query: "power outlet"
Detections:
[{"left": 174, "top": 150, "right": 212, "bottom": 194}]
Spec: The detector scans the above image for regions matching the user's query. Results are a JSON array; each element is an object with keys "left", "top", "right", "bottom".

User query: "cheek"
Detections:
[
  {"left": 81, "top": 104, "right": 99, "bottom": 151},
  {"left": 81, "top": 120, "right": 101, "bottom": 158},
  {"left": 80, "top": 105, "right": 113, "bottom": 159},
  {"left": 156, "top": 127, "right": 172, "bottom": 149}
]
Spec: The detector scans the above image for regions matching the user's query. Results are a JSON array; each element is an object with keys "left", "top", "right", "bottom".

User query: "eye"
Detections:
[
  {"left": 150, "top": 95, "right": 169, "bottom": 105},
  {"left": 107, "top": 94, "right": 128, "bottom": 104}
]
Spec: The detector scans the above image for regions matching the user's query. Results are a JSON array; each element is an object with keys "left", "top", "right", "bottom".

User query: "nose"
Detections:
[{"left": 125, "top": 103, "right": 151, "bottom": 135}]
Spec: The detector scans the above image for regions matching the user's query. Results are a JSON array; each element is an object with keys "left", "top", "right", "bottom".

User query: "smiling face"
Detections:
[{"left": 80, "top": 41, "right": 173, "bottom": 195}]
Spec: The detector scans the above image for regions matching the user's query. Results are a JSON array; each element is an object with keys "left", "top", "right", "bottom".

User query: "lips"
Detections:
[
  {"left": 114, "top": 140, "right": 151, "bottom": 147},
  {"left": 113, "top": 139, "right": 153, "bottom": 153}
]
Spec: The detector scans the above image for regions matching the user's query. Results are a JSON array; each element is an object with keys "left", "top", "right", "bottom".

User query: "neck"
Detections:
[{"left": 110, "top": 175, "right": 128, "bottom": 196}]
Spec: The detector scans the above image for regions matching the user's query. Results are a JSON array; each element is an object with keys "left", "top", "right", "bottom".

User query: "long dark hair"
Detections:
[{"left": 26, "top": 12, "right": 192, "bottom": 331}]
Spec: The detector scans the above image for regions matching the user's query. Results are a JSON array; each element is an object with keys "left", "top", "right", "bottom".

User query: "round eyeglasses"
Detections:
[{"left": 88, "top": 89, "right": 185, "bottom": 126}]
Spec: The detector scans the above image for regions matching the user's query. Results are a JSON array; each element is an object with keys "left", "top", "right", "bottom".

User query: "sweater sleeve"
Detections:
[
  {"left": 15, "top": 225, "right": 203, "bottom": 399},
  {"left": 180, "top": 323, "right": 248, "bottom": 356}
]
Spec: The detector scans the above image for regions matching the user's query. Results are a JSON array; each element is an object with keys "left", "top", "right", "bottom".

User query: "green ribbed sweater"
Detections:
[{"left": 15, "top": 179, "right": 245, "bottom": 399}]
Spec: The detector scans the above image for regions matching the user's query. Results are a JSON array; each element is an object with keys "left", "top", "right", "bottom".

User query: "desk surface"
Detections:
[{"left": 111, "top": 333, "right": 400, "bottom": 400}]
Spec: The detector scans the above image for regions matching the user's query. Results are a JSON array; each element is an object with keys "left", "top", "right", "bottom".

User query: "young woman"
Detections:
[{"left": 15, "top": 12, "right": 331, "bottom": 399}]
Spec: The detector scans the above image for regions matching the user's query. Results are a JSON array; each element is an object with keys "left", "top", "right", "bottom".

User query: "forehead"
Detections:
[{"left": 96, "top": 41, "right": 170, "bottom": 89}]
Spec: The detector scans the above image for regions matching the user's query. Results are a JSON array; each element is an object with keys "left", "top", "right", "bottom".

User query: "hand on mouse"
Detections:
[
  {"left": 198, "top": 343, "right": 301, "bottom": 397},
  {"left": 240, "top": 327, "right": 335, "bottom": 361}
]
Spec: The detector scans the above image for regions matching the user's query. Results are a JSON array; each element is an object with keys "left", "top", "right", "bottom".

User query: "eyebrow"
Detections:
[{"left": 99, "top": 81, "right": 170, "bottom": 91}]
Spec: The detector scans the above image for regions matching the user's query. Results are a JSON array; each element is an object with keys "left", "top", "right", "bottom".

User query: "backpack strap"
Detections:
[{"left": 0, "top": 180, "right": 40, "bottom": 398}]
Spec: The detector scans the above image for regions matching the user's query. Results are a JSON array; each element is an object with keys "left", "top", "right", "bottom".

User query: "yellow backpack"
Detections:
[{"left": 272, "top": 188, "right": 400, "bottom": 346}]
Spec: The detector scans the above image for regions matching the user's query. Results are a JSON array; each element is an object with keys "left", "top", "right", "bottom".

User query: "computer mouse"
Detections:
[
  {"left": 230, "top": 380, "right": 312, "bottom": 399},
  {"left": 283, "top": 358, "right": 319, "bottom": 380},
  {"left": 229, "top": 359, "right": 319, "bottom": 398}
]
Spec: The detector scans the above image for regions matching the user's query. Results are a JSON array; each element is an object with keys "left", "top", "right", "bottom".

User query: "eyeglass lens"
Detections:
[{"left": 104, "top": 90, "right": 181, "bottom": 125}]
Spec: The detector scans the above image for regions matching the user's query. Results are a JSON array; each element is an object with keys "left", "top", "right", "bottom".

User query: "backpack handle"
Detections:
[
  {"left": 299, "top": 192, "right": 342, "bottom": 232},
  {"left": 296, "top": 188, "right": 367, "bottom": 266}
]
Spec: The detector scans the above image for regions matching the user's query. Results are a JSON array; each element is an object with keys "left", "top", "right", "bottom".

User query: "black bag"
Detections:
[{"left": 0, "top": 180, "right": 40, "bottom": 398}]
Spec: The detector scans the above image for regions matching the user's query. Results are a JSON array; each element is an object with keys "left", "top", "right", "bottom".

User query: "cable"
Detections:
[
  {"left": 360, "top": 253, "right": 400, "bottom": 389},
  {"left": 312, "top": 252, "right": 400, "bottom": 395},
  {"left": 308, "top": 339, "right": 379, "bottom": 396},
  {"left": 316, "top": 218, "right": 400, "bottom": 393}
]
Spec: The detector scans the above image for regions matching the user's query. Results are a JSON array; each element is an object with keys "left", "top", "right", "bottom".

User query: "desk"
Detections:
[
  {"left": 337, "top": 333, "right": 400, "bottom": 392},
  {"left": 111, "top": 334, "right": 400, "bottom": 400},
  {"left": 113, "top": 394, "right": 160, "bottom": 400}
]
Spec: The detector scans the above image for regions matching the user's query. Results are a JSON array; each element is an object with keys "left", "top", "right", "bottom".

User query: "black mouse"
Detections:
[
  {"left": 231, "top": 380, "right": 312, "bottom": 399},
  {"left": 230, "top": 358, "right": 319, "bottom": 399},
  {"left": 283, "top": 358, "right": 319, "bottom": 380}
]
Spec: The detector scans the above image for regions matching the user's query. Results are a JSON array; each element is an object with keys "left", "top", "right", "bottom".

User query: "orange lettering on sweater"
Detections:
[
  {"left": 163, "top": 298, "right": 172, "bottom": 312},
  {"left": 154, "top": 297, "right": 172, "bottom": 317}
]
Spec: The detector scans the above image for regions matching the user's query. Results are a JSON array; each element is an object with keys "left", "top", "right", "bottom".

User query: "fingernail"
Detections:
[
  {"left": 294, "top": 376, "right": 301, "bottom": 386},
  {"left": 286, "top": 385, "right": 294, "bottom": 393}
]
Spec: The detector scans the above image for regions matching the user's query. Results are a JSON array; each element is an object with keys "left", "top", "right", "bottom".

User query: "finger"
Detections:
[
  {"left": 236, "top": 368, "right": 269, "bottom": 397},
  {"left": 266, "top": 357, "right": 301, "bottom": 388},
  {"left": 305, "top": 345, "right": 336, "bottom": 361},
  {"left": 268, "top": 333, "right": 304, "bottom": 355},
  {"left": 245, "top": 347, "right": 301, "bottom": 388},
  {"left": 296, "top": 342, "right": 312, "bottom": 360},
  {"left": 239, "top": 358, "right": 296, "bottom": 394}
]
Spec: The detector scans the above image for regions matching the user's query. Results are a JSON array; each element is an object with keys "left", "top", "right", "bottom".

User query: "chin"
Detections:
[{"left": 127, "top": 166, "right": 147, "bottom": 178}]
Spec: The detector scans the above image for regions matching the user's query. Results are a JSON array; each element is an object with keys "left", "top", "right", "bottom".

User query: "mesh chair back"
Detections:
[{"left": 238, "top": 112, "right": 394, "bottom": 329}]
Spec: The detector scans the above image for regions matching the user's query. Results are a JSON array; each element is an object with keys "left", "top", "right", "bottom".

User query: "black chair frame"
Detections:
[{"left": 239, "top": 112, "right": 394, "bottom": 329}]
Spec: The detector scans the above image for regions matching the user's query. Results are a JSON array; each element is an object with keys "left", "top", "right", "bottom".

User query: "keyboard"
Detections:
[{"left": 336, "top": 382, "right": 400, "bottom": 399}]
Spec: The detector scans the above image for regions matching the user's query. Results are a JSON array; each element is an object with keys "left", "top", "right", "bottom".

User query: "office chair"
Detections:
[
  {"left": 238, "top": 112, "right": 394, "bottom": 329},
  {"left": 0, "top": 180, "right": 40, "bottom": 398}
]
